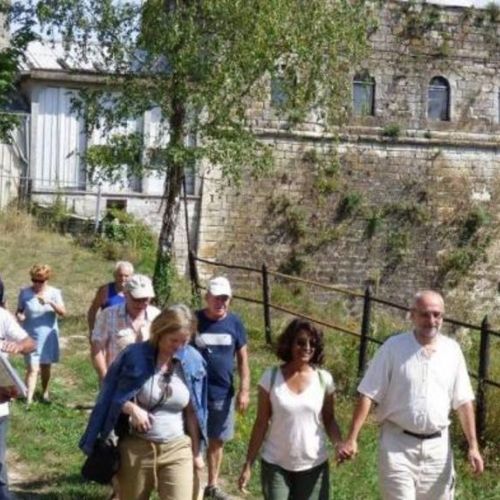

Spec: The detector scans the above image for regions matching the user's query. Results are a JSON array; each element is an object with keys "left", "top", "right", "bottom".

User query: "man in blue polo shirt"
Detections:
[{"left": 195, "top": 277, "right": 250, "bottom": 500}]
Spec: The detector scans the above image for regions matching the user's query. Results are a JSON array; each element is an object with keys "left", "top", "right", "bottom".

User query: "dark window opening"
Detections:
[
  {"left": 353, "top": 74, "right": 375, "bottom": 116},
  {"left": 106, "top": 199, "right": 127, "bottom": 211},
  {"left": 270, "top": 65, "right": 296, "bottom": 108},
  {"left": 428, "top": 76, "right": 450, "bottom": 121}
]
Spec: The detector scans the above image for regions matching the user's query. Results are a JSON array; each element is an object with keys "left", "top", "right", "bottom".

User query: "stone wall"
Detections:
[{"left": 195, "top": 1, "right": 500, "bottom": 317}]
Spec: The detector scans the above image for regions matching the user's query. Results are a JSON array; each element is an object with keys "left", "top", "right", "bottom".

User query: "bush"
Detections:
[{"left": 96, "top": 208, "right": 157, "bottom": 274}]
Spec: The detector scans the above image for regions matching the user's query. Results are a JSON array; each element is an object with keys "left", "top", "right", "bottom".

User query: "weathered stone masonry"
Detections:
[{"left": 196, "top": 1, "right": 500, "bottom": 314}]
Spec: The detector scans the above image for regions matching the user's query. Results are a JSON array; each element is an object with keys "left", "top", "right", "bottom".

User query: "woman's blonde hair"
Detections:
[
  {"left": 149, "top": 304, "right": 197, "bottom": 349},
  {"left": 29, "top": 264, "right": 52, "bottom": 281}
]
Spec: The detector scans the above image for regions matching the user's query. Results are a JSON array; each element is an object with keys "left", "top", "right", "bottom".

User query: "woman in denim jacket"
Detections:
[{"left": 80, "top": 304, "right": 207, "bottom": 500}]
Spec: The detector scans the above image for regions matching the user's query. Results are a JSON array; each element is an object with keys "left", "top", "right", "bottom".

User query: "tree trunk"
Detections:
[{"left": 153, "top": 91, "right": 186, "bottom": 306}]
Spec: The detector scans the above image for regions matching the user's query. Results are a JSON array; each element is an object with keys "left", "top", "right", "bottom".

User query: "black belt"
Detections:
[{"left": 403, "top": 430, "right": 442, "bottom": 440}]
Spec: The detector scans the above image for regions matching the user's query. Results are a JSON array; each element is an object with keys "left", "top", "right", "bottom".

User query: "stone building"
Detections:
[
  {"left": 3, "top": 2, "right": 499, "bottom": 318},
  {"left": 195, "top": 0, "right": 500, "bottom": 317}
]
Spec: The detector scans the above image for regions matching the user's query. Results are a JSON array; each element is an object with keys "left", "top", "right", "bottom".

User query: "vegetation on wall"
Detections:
[{"left": 266, "top": 144, "right": 500, "bottom": 293}]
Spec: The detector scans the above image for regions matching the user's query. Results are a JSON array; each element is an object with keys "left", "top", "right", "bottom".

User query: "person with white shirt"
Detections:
[
  {"left": 338, "top": 290, "right": 484, "bottom": 500},
  {"left": 0, "top": 307, "right": 35, "bottom": 499},
  {"left": 238, "top": 318, "right": 342, "bottom": 500},
  {"left": 91, "top": 274, "right": 160, "bottom": 383}
]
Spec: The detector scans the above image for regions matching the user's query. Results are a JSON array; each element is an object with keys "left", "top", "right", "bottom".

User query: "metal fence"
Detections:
[{"left": 188, "top": 252, "right": 499, "bottom": 445}]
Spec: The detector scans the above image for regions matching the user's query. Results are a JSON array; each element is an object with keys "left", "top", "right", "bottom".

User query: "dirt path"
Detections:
[{"left": 7, "top": 450, "right": 48, "bottom": 499}]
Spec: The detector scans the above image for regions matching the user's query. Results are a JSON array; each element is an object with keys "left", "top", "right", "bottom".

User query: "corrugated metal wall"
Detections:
[
  {"left": 32, "top": 87, "right": 86, "bottom": 190},
  {"left": 0, "top": 115, "right": 29, "bottom": 209}
]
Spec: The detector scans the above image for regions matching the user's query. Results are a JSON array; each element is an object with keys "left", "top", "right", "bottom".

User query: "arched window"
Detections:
[
  {"left": 353, "top": 73, "right": 375, "bottom": 116},
  {"left": 428, "top": 76, "right": 450, "bottom": 121}
]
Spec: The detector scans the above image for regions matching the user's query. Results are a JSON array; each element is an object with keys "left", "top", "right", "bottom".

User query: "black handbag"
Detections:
[{"left": 81, "top": 437, "right": 120, "bottom": 485}]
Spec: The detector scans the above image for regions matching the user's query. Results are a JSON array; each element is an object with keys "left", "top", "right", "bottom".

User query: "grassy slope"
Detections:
[{"left": 0, "top": 210, "right": 498, "bottom": 498}]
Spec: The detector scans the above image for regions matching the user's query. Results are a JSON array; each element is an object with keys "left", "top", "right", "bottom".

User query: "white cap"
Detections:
[
  {"left": 207, "top": 276, "right": 232, "bottom": 297},
  {"left": 125, "top": 274, "right": 155, "bottom": 299}
]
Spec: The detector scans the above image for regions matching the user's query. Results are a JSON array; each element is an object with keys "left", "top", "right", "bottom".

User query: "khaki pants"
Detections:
[
  {"left": 378, "top": 422, "right": 454, "bottom": 500},
  {"left": 118, "top": 434, "right": 193, "bottom": 500}
]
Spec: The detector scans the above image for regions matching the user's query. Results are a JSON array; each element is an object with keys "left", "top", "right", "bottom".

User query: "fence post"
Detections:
[
  {"left": 262, "top": 263, "right": 272, "bottom": 345},
  {"left": 94, "top": 183, "right": 102, "bottom": 233},
  {"left": 188, "top": 250, "right": 201, "bottom": 300},
  {"left": 476, "top": 315, "right": 490, "bottom": 446},
  {"left": 358, "top": 286, "right": 372, "bottom": 379}
]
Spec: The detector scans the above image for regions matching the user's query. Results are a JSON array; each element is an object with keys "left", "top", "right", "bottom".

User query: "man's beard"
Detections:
[{"left": 418, "top": 326, "right": 440, "bottom": 338}]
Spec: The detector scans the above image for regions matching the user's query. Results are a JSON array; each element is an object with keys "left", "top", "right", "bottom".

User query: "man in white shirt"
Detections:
[
  {"left": 0, "top": 307, "right": 35, "bottom": 499},
  {"left": 339, "top": 290, "right": 484, "bottom": 499}
]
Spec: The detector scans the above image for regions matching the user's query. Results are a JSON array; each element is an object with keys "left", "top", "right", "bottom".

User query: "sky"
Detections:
[
  {"left": 128, "top": 0, "right": 500, "bottom": 4},
  {"left": 403, "top": 0, "right": 499, "bottom": 5}
]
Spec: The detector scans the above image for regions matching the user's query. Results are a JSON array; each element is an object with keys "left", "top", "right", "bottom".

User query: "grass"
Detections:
[{"left": 0, "top": 208, "right": 499, "bottom": 498}]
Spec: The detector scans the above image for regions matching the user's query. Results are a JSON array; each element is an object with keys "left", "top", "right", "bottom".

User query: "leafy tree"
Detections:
[
  {"left": 0, "top": 1, "right": 36, "bottom": 141},
  {"left": 15, "top": 0, "right": 374, "bottom": 303}
]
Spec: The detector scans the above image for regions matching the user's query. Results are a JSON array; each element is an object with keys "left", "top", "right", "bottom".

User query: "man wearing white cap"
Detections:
[
  {"left": 195, "top": 277, "right": 250, "bottom": 500},
  {"left": 91, "top": 274, "right": 160, "bottom": 382}
]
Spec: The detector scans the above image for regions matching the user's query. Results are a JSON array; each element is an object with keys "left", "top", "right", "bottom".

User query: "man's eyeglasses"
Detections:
[
  {"left": 130, "top": 296, "right": 150, "bottom": 303},
  {"left": 31, "top": 278, "right": 46, "bottom": 284},
  {"left": 414, "top": 310, "right": 443, "bottom": 319}
]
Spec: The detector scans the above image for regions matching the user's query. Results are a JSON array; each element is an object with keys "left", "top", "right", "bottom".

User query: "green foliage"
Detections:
[
  {"left": 313, "top": 156, "right": 341, "bottom": 196},
  {"left": 386, "top": 229, "right": 410, "bottom": 264},
  {"left": 486, "top": 2, "right": 500, "bottom": 23},
  {"left": 153, "top": 248, "right": 176, "bottom": 307},
  {"left": 365, "top": 209, "right": 384, "bottom": 239},
  {"left": 384, "top": 201, "right": 430, "bottom": 225},
  {"left": 398, "top": 2, "right": 441, "bottom": 39},
  {"left": 437, "top": 206, "right": 493, "bottom": 286},
  {"left": 32, "top": 195, "right": 70, "bottom": 231},
  {"left": 0, "top": 2, "right": 37, "bottom": 141},
  {"left": 85, "top": 133, "right": 144, "bottom": 183},
  {"left": 20, "top": 0, "right": 373, "bottom": 285},
  {"left": 282, "top": 206, "right": 308, "bottom": 242},
  {"left": 382, "top": 123, "right": 401, "bottom": 138},
  {"left": 277, "top": 250, "right": 307, "bottom": 276},
  {"left": 337, "top": 192, "right": 363, "bottom": 219},
  {"left": 97, "top": 208, "right": 157, "bottom": 273},
  {"left": 460, "top": 206, "right": 491, "bottom": 244}
]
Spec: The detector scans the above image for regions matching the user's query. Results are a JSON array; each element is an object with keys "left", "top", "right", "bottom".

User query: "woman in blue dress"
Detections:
[{"left": 16, "top": 264, "right": 66, "bottom": 405}]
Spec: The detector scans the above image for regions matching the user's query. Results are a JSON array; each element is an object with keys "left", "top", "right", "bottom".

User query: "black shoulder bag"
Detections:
[{"left": 81, "top": 436, "right": 120, "bottom": 485}]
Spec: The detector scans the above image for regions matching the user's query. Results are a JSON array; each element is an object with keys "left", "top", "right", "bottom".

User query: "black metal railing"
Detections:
[{"left": 189, "top": 251, "right": 499, "bottom": 444}]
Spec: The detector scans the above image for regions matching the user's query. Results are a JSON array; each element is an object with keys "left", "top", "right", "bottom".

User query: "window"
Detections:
[
  {"left": 428, "top": 76, "right": 450, "bottom": 121},
  {"left": 353, "top": 73, "right": 375, "bottom": 116},
  {"left": 270, "top": 65, "right": 295, "bottom": 108}
]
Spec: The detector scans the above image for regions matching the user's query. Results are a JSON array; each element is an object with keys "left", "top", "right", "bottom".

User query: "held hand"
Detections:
[
  {"left": 0, "top": 386, "right": 18, "bottom": 403},
  {"left": 236, "top": 389, "right": 250, "bottom": 414},
  {"left": 193, "top": 454, "right": 205, "bottom": 471},
  {"left": 37, "top": 295, "right": 47, "bottom": 305},
  {"left": 238, "top": 463, "right": 251, "bottom": 493},
  {"left": 1, "top": 341, "right": 22, "bottom": 354},
  {"left": 130, "top": 405, "right": 152, "bottom": 433},
  {"left": 468, "top": 447, "right": 484, "bottom": 475},
  {"left": 337, "top": 438, "right": 358, "bottom": 462}
]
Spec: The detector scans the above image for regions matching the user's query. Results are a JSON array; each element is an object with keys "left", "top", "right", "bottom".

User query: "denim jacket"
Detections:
[{"left": 80, "top": 341, "right": 207, "bottom": 455}]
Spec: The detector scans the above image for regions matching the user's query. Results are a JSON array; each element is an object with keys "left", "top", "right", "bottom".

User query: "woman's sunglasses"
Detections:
[{"left": 295, "top": 338, "right": 317, "bottom": 349}]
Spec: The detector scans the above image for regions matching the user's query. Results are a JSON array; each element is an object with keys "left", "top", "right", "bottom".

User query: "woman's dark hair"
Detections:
[{"left": 275, "top": 318, "right": 325, "bottom": 365}]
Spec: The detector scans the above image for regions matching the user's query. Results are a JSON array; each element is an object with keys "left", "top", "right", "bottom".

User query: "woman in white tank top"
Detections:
[{"left": 238, "top": 318, "right": 343, "bottom": 500}]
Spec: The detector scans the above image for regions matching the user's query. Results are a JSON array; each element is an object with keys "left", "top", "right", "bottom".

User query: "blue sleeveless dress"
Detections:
[{"left": 102, "top": 282, "right": 125, "bottom": 309}]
